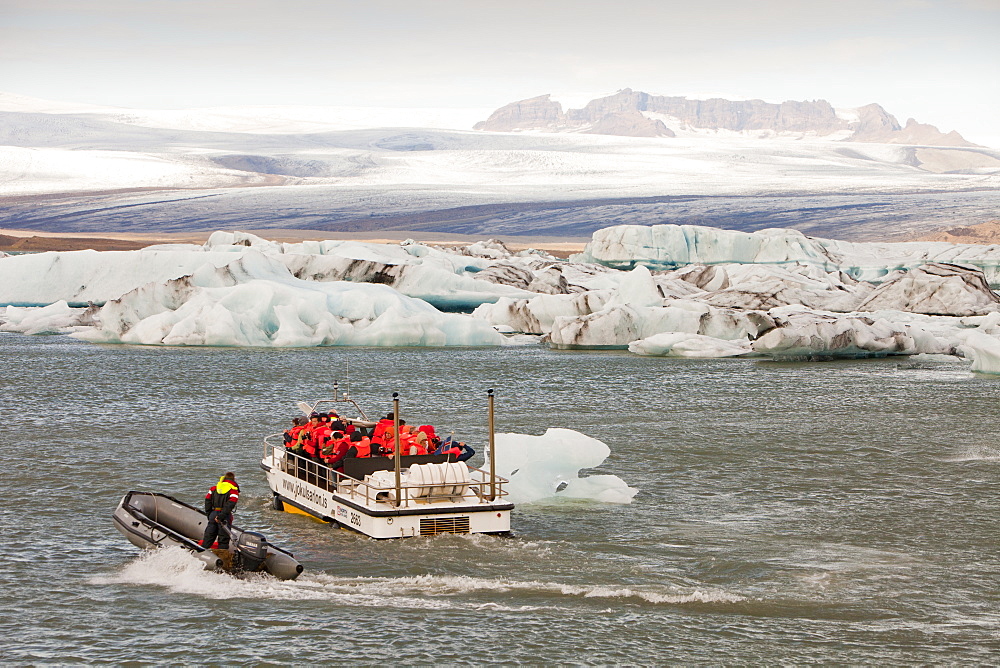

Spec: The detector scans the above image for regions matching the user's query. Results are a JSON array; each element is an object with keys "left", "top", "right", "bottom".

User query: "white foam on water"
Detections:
[
  {"left": 94, "top": 548, "right": 743, "bottom": 607},
  {"left": 939, "top": 444, "right": 1000, "bottom": 462},
  {"left": 302, "top": 573, "right": 746, "bottom": 606}
]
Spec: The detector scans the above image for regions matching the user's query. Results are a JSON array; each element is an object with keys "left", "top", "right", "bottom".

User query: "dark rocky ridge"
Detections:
[{"left": 475, "top": 89, "right": 976, "bottom": 147}]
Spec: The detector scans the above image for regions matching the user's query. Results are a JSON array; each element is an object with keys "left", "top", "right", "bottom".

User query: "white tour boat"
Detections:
[{"left": 261, "top": 386, "right": 514, "bottom": 539}]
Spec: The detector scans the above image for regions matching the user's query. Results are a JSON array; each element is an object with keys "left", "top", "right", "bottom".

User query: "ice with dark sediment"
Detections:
[
  {"left": 68, "top": 252, "right": 505, "bottom": 347},
  {"left": 574, "top": 224, "right": 1000, "bottom": 286},
  {"left": 854, "top": 262, "right": 1000, "bottom": 316},
  {"left": 749, "top": 306, "right": 919, "bottom": 359},
  {"left": 6, "top": 223, "right": 1000, "bottom": 368}
]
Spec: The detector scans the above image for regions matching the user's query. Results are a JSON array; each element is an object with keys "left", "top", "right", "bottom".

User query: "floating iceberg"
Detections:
[
  {"left": 472, "top": 290, "right": 612, "bottom": 335},
  {"left": 71, "top": 252, "right": 505, "bottom": 347},
  {"left": 546, "top": 299, "right": 774, "bottom": 349},
  {"left": 0, "top": 233, "right": 540, "bottom": 311},
  {"left": 960, "top": 330, "right": 1000, "bottom": 374},
  {"left": 7, "top": 224, "right": 1000, "bottom": 363},
  {"left": 628, "top": 332, "right": 752, "bottom": 358},
  {"left": 855, "top": 262, "right": 1000, "bottom": 316},
  {"left": 0, "top": 248, "right": 253, "bottom": 306},
  {"left": 489, "top": 428, "right": 638, "bottom": 504},
  {"left": 575, "top": 224, "right": 1000, "bottom": 286},
  {"left": 750, "top": 307, "right": 917, "bottom": 359},
  {"left": 0, "top": 300, "right": 92, "bottom": 335}
]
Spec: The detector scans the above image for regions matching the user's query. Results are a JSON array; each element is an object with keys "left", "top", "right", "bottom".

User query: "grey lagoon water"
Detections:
[{"left": 3, "top": 332, "right": 1000, "bottom": 664}]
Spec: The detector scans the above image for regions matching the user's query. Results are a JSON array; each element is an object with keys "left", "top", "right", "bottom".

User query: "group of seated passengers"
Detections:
[{"left": 282, "top": 411, "right": 475, "bottom": 474}]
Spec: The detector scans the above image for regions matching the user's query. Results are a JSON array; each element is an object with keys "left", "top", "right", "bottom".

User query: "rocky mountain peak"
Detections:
[{"left": 475, "top": 90, "right": 977, "bottom": 147}]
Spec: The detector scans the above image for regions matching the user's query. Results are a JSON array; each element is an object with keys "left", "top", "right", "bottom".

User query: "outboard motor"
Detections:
[{"left": 234, "top": 531, "right": 269, "bottom": 573}]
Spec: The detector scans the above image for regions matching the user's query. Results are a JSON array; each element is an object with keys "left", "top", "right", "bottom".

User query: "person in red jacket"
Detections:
[
  {"left": 321, "top": 431, "right": 352, "bottom": 473},
  {"left": 344, "top": 432, "right": 371, "bottom": 458},
  {"left": 201, "top": 472, "right": 239, "bottom": 550},
  {"left": 283, "top": 417, "right": 307, "bottom": 449},
  {"left": 301, "top": 413, "right": 331, "bottom": 463},
  {"left": 371, "top": 413, "right": 395, "bottom": 452}
]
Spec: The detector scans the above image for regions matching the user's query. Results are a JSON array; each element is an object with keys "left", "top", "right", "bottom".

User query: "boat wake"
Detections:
[
  {"left": 92, "top": 547, "right": 743, "bottom": 608},
  {"left": 940, "top": 443, "right": 1000, "bottom": 462}
]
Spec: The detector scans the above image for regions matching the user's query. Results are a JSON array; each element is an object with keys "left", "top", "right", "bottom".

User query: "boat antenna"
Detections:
[
  {"left": 392, "top": 392, "right": 402, "bottom": 508},
  {"left": 487, "top": 388, "right": 496, "bottom": 501},
  {"left": 345, "top": 358, "right": 350, "bottom": 400}
]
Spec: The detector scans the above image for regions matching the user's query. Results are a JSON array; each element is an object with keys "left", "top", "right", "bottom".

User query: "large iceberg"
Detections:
[
  {"left": 0, "top": 232, "right": 543, "bottom": 310},
  {"left": 71, "top": 252, "right": 505, "bottom": 347},
  {"left": 0, "top": 248, "right": 250, "bottom": 306},
  {"left": 575, "top": 224, "right": 1000, "bottom": 286},
  {"left": 749, "top": 306, "right": 918, "bottom": 359},
  {"left": 855, "top": 262, "right": 1000, "bottom": 316}
]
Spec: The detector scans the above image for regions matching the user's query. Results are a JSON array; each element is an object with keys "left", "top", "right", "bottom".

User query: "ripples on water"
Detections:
[{"left": 3, "top": 333, "right": 1000, "bottom": 663}]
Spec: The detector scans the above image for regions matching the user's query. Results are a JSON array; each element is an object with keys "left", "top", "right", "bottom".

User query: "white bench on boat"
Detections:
[{"left": 365, "top": 462, "right": 471, "bottom": 502}]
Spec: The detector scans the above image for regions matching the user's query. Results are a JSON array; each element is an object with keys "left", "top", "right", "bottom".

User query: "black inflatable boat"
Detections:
[{"left": 113, "top": 490, "right": 303, "bottom": 580}]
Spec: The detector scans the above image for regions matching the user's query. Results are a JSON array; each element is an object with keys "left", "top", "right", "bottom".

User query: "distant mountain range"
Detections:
[{"left": 475, "top": 89, "right": 975, "bottom": 147}]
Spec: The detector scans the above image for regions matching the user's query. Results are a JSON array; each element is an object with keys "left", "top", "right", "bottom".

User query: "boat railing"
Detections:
[{"left": 262, "top": 440, "right": 509, "bottom": 509}]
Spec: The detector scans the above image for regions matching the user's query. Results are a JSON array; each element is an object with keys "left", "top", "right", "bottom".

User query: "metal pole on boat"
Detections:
[
  {"left": 488, "top": 388, "right": 496, "bottom": 502},
  {"left": 393, "top": 392, "right": 402, "bottom": 508}
]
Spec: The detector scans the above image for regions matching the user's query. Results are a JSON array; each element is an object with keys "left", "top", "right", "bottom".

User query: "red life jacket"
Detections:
[
  {"left": 322, "top": 438, "right": 351, "bottom": 467},
  {"left": 372, "top": 419, "right": 393, "bottom": 443},
  {"left": 351, "top": 437, "right": 371, "bottom": 458},
  {"left": 305, "top": 424, "right": 334, "bottom": 457},
  {"left": 284, "top": 425, "right": 306, "bottom": 449}
]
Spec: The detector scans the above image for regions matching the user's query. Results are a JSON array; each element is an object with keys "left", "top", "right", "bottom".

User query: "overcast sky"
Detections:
[{"left": 1, "top": 0, "right": 998, "bottom": 145}]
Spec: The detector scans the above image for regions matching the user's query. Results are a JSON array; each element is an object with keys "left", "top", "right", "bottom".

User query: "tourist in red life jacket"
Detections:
[
  {"left": 371, "top": 413, "right": 395, "bottom": 447},
  {"left": 301, "top": 412, "right": 323, "bottom": 445},
  {"left": 330, "top": 418, "right": 350, "bottom": 435},
  {"left": 417, "top": 425, "right": 437, "bottom": 443},
  {"left": 317, "top": 413, "right": 334, "bottom": 439},
  {"left": 302, "top": 414, "right": 332, "bottom": 462},
  {"left": 344, "top": 432, "right": 371, "bottom": 458},
  {"left": 283, "top": 417, "right": 307, "bottom": 450},
  {"left": 201, "top": 472, "right": 239, "bottom": 550},
  {"left": 321, "top": 431, "right": 352, "bottom": 470},
  {"left": 377, "top": 437, "right": 394, "bottom": 457},
  {"left": 395, "top": 421, "right": 426, "bottom": 455},
  {"left": 303, "top": 430, "right": 327, "bottom": 462},
  {"left": 410, "top": 430, "right": 431, "bottom": 455}
]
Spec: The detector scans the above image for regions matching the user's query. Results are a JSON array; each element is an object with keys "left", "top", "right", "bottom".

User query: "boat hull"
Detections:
[{"left": 263, "top": 457, "right": 513, "bottom": 539}]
